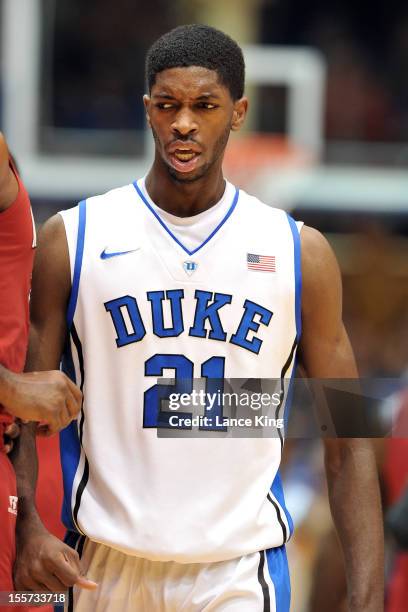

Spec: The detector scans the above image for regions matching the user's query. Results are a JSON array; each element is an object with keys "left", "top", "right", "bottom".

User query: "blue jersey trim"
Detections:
[
  {"left": 271, "top": 470, "right": 294, "bottom": 538},
  {"left": 283, "top": 352, "right": 298, "bottom": 431},
  {"left": 59, "top": 422, "right": 80, "bottom": 532},
  {"left": 284, "top": 366, "right": 294, "bottom": 432},
  {"left": 66, "top": 200, "right": 87, "bottom": 330},
  {"left": 63, "top": 532, "right": 86, "bottom": 612},
  {"left": 286, "top": 214, "right": 302, "bottom": 341},
  {"left": 133, "top": 181, "right": 239, "bottom": 256},
  {"left": 266, "top": 545, "right": 291, "bottom": 612},
  {"left": 64, "top": 530, "right": 82, "bottom": 549},
  {"left": 60, "top": 342, "right": 81, "bottom": 532}
]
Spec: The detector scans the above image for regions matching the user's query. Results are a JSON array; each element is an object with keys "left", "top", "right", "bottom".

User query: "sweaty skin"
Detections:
[{"left": 13, "top": 67, "right": 383, "bottom": 610}]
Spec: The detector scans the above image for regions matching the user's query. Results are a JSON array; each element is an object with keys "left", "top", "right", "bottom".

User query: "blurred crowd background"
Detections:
[{"left": 1, "top": 1, "right": 407, "bottom": 610}]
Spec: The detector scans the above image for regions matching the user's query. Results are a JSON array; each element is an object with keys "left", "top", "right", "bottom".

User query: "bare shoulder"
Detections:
[
  {"left": 28, "top": 213, "right": 72, "bottom": 366},
  {"left": 38, "top": 212, "right": 67, "bottom": 243},
  {"left": 32, "top": 213, "right": 71, "bottom": 302},
  {"left": 300, "top": 225, "right": 340, "bottom": 275},
  {"left": 36, "top": 213, "right": 70, "bottom": 270},
  {"left": 298, "top": 227, "right": 356, "bottom": 376},
  {"left": 300, "top": 225, "right": 342, "bottom": 307},
  {"left": 299, "top": 225, "right": 343, "bottom": 344}
]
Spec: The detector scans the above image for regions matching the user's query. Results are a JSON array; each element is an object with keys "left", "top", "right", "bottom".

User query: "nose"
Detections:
[{"left": 171, "top": 107, "right": 198, "bottom": 137}]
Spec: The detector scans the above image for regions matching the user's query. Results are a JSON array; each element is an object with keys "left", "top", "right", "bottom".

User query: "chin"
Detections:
[{"left": 167, "top": 165, "right": 207, "bottom": 184}]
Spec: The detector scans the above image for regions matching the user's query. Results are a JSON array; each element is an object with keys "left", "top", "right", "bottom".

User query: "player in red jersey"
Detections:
[{"left": 0, "top": 132, "right": 83, "bottom": 610}]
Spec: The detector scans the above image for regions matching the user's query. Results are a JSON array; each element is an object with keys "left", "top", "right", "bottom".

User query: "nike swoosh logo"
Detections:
[{"left": 100, "top": 248, "right": 139, "bottom": 260}]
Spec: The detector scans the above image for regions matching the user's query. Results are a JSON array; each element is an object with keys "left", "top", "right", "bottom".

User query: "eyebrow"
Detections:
[
  {"left": 197, "top": 93, "right": 221, "bottom": 100},
  {"left": 153, "top": 92, "right": 221, "bottom": 100},
  {"left": 153, "top": 93, "right": 175, "bottom": 99}
]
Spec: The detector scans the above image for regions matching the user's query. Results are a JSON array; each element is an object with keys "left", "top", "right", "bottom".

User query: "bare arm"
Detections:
[
  {"left": 13, "top": 214, "right": 96, "bottom": 592},
  {"left": 0, "top": 130, "right": 81, "bottom": 430},
  {"left": 0, "top": 364, "right": 81, "bottom": 430},
  {"left": 299, "top": 226, "right": 384, "bottom": 612},
  {"left": 0, "top": 132, "right": 18, "bottom": 211},
  {"left": 13, "top": 213, "right": 71, "bottom": 515}
]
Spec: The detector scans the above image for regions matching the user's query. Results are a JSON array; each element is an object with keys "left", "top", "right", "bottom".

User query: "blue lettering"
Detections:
[
  {"left": 147, "top": 290, "right": 184, "bottom": 338},
  {"left": 104, "top": 295, "right": 146, "bottom": 347},
  {"left": 189, "top": 290, "right": 231, "bottom": 341},
  {"left": 105, "top": 291, "right": 272, "bottom": 354},
  {"left": 230, "top": 299, "right": 273, "bottom": 354}
]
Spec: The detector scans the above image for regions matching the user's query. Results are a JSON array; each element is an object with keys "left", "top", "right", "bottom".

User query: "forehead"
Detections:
[{"left": 151, "top": 66, "right": 230, "bottom": 98}]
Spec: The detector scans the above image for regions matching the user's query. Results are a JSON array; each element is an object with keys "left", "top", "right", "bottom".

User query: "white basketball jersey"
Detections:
[{"left": 59, "top": 179, "right": 303, "bottom": 563}]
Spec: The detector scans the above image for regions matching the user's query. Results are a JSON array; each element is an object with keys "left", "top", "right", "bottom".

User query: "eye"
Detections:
[
  {"left": 156, "top": 102, "right": 174, "bottom": 110},
  {"left": 198, "top": 102, "right": 217, "bottom": 110}
]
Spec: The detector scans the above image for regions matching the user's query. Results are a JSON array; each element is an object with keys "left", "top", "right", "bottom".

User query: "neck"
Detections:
[{"left": 145, "top": 156, "right": 226, "bottom": 217}]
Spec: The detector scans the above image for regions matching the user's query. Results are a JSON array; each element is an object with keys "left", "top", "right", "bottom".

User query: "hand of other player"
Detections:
[
  {"left": 3, "top": 421, "right": 20, "bottom": 454},
  {"left": 14, "top": 521, "right": 97, "bottom": 592},
  {"left": 1, "top": 370, "right": 82, "bottom": 435}
]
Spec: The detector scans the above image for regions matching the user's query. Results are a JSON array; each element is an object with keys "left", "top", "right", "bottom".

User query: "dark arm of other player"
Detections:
[
  {"left": 0, "top": 131, "right": 82, "bottom": 431},
  {"left": 12, "top": 214, "right": 97, "bottom": 592},
  {"left": 298, "top": 226, "right": 384, "bottom": 612}
]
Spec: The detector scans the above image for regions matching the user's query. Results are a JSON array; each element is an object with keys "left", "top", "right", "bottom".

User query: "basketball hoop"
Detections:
[{"left": 223, "top": 133, "right": 314, "bottom": 191}]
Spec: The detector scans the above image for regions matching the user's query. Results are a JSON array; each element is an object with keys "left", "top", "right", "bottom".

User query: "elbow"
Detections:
[{"left": 324, "top": 438, "right": 372, "bottom": 477}]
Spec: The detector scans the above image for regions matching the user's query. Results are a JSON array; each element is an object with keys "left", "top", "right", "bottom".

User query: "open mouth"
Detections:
[
  {"left": 169, "top": 149, "right": 201, "bottom": 173},
  {"left": 174, "top": 149, "right": 196, "bottom": 161}
]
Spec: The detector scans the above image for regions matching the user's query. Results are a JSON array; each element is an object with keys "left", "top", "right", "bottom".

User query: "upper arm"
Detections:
[
  {"left": 26, "top": 213, "right": 72, "bottom": 371},
  {"left": 298, "top": 227, "right": 363, "bottom": 462},
  {"left": 298, "top": 225, "right": 358, "bottom": 378},
  {"left": 0, "top": 133, "right": 18, "bottom": 212}
]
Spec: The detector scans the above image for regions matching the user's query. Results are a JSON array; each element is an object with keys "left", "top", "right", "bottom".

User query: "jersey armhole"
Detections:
[
  {"left": 286, "top": 214, "right": 302, "bottom": 342},
  {"left": 66, "top": 200, "right": 87, "bottom": 330}
]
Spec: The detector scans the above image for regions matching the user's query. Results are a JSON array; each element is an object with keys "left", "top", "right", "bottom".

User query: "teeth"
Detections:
[{"left": 174, "top": 151, "right": 195, "bottom": 161}]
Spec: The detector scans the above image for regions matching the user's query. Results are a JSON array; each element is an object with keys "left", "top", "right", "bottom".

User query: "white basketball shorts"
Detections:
[{"left": 64, "top": 534, "right": 290, "bottom": 612}]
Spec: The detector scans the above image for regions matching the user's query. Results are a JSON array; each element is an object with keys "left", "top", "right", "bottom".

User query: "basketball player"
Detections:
[
  {"left": 14, "top": 26, "right": 383, "bottom": 611},
  {"left": 0, "top": 133, "right": 84, "bottom": 610}
]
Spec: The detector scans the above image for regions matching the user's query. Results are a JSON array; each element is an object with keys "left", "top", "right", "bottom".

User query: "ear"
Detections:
[
  {"left": 143, "top": 94, "right": 152, "bottom": 128},
  {"left": 231, "top": 97, "right": 248, "bottom": 132}
]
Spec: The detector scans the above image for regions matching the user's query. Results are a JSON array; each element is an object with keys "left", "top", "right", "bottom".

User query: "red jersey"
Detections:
[
  {"left": 0, "top": 162, "right": 36, "bottom": 610},
  {"left": 384, "top": 394, "right": 408, "bottom": 612},
  {"left": 0, "top": 163, "right": 36, "bottom": 430}
]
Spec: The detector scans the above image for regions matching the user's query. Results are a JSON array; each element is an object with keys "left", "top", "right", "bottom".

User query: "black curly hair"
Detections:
[{"left": 146, "top": 24, "right": 245, "bottom": 100}]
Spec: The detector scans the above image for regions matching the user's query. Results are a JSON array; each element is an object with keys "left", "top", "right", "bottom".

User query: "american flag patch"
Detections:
[{"left": 247, "top": 253, "right": 276, "bottom": 272}]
